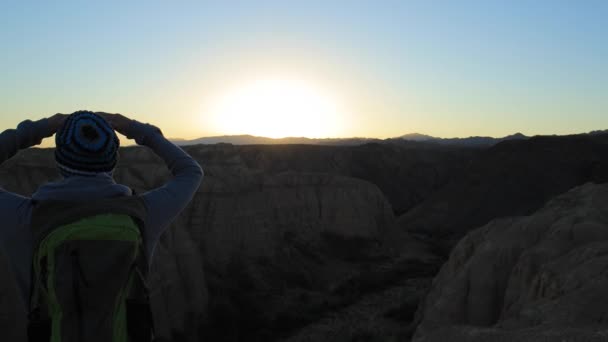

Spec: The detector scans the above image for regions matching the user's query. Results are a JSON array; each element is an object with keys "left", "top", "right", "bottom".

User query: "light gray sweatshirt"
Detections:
[{"left": 0, "top": 117, "right": 203, "bottom": 307}]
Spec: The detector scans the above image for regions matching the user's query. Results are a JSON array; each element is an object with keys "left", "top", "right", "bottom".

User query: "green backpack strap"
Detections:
[
  {"left": 29, "top": 196, "right": 148, "bottom": 246},
  {"left": 28, "top": 196, "right": 153, "bottom": 342}
]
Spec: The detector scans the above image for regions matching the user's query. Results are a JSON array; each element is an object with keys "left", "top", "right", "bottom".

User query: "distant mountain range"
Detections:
[
  {"left": 388, "top": 132, "right": 528, "bottom": 147},
  {"left": 171, "top": 135, "right": 379, "bottom": 146},
  {"left": 171, "top": 133, "right": 529, "bottom": 147},
  {"left": 171, "top": 130, "right": 605, "bottom": 148}
]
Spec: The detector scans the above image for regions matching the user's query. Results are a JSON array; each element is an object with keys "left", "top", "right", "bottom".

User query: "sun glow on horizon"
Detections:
[{"left": 207, "top": 78, "right": 346, "bottom": 139}]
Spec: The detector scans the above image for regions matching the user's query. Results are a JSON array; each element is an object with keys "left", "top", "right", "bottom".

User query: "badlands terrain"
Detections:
[{"left": 0, "top": 132, "right": 607, "bottom": 341}]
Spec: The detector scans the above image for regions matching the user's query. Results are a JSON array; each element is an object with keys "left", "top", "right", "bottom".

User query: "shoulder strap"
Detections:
[
  {"left": 29, "top": 196, "right": 151, "bottom": 342},
  {"left": 30, "top": 195, "right": 147, "bottom": 247}
]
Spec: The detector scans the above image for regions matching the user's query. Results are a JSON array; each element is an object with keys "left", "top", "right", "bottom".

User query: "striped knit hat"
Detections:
[{"left": 55, "top": 111, "right": 119, "bottom": 176}]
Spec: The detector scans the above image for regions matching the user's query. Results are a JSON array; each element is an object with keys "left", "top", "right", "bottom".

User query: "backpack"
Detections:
[{"left": 27, "top": 196, "right": 154, "bottom": 342}]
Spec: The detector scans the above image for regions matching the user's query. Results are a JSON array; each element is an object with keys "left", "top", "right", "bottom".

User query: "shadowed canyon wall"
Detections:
[{"left": 414, "top": 183, "right": 608, "bottom": 342}]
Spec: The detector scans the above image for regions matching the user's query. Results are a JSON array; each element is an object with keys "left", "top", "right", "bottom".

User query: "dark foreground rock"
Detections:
[
  {"left": 283, "top": 277, "right": 433, "bottom": 342},
  {"left": 413, "top": 183, "right": 608, "bottom": 342}
]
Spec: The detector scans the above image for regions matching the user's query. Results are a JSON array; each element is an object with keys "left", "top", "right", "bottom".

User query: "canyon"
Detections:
[{"left": 0, "top": 132, "right": 606, "bottom": 341}]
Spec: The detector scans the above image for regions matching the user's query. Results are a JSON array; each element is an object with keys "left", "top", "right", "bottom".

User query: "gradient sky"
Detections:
[{"left": 1, "top": 0, "right": 606, "bottom": 143}]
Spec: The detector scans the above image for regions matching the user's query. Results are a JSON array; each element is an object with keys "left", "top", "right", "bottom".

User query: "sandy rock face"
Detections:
[{"left": 413, "top": 182, "right": 608, "bottom": 342}]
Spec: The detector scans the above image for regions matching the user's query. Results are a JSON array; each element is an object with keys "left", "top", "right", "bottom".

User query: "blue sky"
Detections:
[{"left": 1, "top": 1, "right": 606, "bottom": 140}]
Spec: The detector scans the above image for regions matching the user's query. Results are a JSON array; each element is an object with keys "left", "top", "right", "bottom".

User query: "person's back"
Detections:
[{"left": 0, "top": 111, "right": 204, "bottom": 341}]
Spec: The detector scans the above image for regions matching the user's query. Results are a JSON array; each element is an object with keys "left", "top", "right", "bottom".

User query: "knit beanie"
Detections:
[{"left": 55, "top": 111, "right": 119, "bottom": 177}]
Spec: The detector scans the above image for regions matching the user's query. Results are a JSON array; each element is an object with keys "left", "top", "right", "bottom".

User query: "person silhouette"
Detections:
[{"left": 0, "top": 110, "right": 203, "bottom": 341}]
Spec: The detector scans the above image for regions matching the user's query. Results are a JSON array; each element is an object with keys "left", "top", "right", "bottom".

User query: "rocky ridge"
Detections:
[
  {"left": 414, "top": 182, "right": 608, "bottom": 342},
  {"left": 400, "top": 133, "right": 608, "bottom": 254}
]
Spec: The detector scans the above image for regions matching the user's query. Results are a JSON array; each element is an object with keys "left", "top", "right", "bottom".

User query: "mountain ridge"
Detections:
[{"left": 169, "top": 131, "right": 602, "bottom": 147}]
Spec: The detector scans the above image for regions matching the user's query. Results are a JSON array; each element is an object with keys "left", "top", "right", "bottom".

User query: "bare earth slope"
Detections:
[{"left": 414, "top": 182, "right": 608, "bottom": 342}]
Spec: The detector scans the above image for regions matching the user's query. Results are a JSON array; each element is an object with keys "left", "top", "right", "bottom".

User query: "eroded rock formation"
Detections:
[
  {"left": 414, "top": 182, "right": 608, "bottom": 342},
  {"left": 400, "top": 133, "right": 608, "bottom": 254}
]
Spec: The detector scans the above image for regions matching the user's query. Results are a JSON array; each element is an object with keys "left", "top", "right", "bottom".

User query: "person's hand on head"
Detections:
[
  {"left": 48, "top": 113, "right": 69, "bottom": 134},
  {"left": 96, "top": 112, "right": 132, "bottom": 137}
]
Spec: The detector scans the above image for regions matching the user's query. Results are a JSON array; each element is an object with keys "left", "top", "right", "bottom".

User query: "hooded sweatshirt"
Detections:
[{"left": 0, "top": 118, "right": 203, "bottom": 307}]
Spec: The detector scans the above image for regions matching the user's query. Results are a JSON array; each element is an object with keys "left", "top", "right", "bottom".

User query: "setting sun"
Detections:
[{"left": 208, "top": 79, "right": 345, "bottom": 138}]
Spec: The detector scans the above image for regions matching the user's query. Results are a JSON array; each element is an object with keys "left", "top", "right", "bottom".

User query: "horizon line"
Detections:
[{"left": 168, "top": 129, "right": 608, "bottom": 142}]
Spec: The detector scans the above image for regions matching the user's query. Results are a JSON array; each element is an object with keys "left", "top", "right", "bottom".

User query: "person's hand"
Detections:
[
  {"left": 96, "top": 112, "right": 133, "bottom": 136},
  {"left": 48, "top": 113, "right": 69, "bottom": 134}
]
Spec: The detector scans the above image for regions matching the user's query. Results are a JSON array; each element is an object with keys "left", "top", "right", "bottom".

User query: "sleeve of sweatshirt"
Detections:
[
  {"left": 0, "top": 118, "right": 55, "bottom": 243},
  {"left": 123, "top": 120, "right": 204, "bottom": 251}
]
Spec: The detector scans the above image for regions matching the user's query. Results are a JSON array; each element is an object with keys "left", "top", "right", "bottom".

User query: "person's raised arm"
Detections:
[
  {"left": 0, "top": 114, "right": 66, "bottom": 164},
  {"left": 0, "top": 114, "right": 67, "bottom": 243},
  {"left": 99, "top": 113, "right": 203, "bottom": 254}
]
